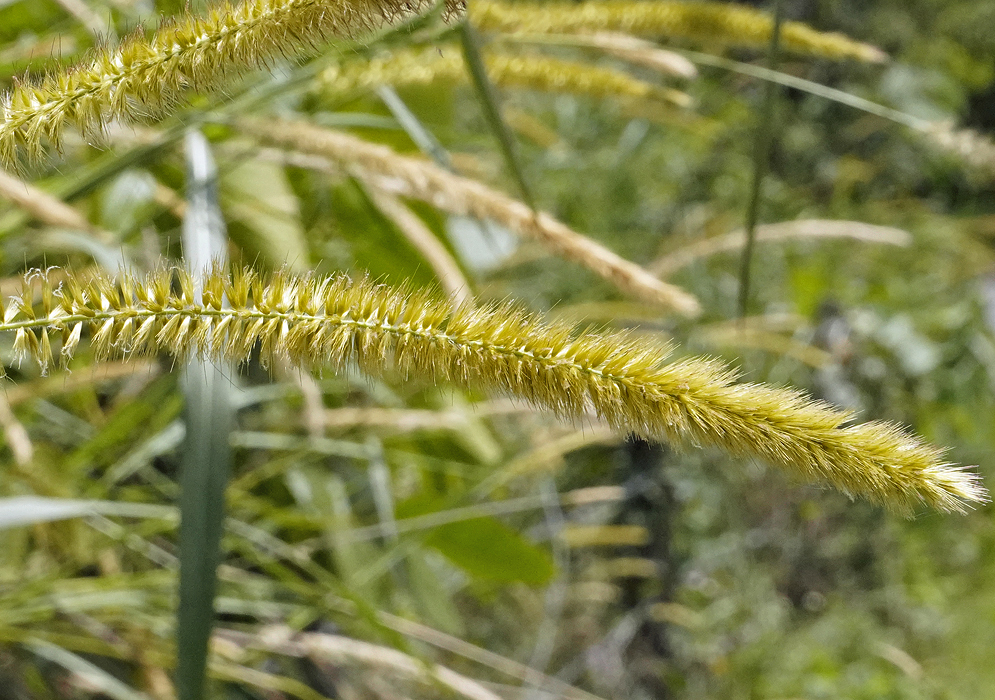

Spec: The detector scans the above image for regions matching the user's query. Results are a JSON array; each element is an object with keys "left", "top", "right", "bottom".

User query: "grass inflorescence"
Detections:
[
  {"left": 472, "top": 0, "right": 887, "bottom": 63},
  {"left": 237, "top": 116, "right": 702, "bottom": 315},
  {"left": 321, "top": 46, "right": 692, "bottom": 106},
  {"left": 0, "top": 0, "right": 462, "bottom": 168},
  {"left": 2, "top": 264, "right": 985, "bottom": 514}
]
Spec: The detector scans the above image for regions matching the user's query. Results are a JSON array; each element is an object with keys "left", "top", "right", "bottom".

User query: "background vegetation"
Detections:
[{"left": 0, "top": 0, "right": 994, "bottom": 698}]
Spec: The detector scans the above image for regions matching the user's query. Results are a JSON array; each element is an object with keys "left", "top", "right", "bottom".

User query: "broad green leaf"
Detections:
[
  {"left": 396, "top": 494, "right": 555, "bottom": 585},
  {"left": 424, "top": 516, "right": 555, "bottom": 586}
]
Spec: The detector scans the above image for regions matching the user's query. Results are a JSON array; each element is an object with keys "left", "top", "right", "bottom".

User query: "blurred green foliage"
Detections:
[{"left": 0, "top": 0, "right": 994, "bottom": 698}]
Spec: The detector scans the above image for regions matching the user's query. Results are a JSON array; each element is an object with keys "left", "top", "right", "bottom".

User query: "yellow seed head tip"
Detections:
[{"left": 924, "top": 464, "right": 989, "bottom": 514}]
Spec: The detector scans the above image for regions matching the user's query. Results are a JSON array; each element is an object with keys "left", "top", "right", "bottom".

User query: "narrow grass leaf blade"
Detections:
[
  {"left": 377, "top": 85, "right": 455, "bottom": 169},
  {"left": 0, "top": 496, "right": 174, "bottom": 529},
  {"left": 502, "top": 34, "right": 926, "bottom": 129},
  {"left": 0, "top": 497, "right": 100, "bottom": 529},
  {"left": 676, "top": 49, "right": 925, "bottom": 129},
  {"left": 176, "top": 128, "right": 233, "bottom": 700}
]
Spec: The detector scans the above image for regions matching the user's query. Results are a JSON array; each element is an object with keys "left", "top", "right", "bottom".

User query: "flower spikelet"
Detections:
[
  {"left": 3, "top": 264, "right": 986, "bottom": 514},
  {"left": 471, "top": 0, "right": 887, "bottom": 64},
  {"left": 238, "top": 116, "right": 702, "bottom": 315},
  {"left": 0, "top": 0, "right": 461, "bottom": 168},
  {"left": 322, "top": 46, "right": 691, "bottom": 106}
]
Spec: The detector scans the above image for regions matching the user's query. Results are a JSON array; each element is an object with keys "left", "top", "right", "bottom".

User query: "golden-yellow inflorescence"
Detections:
[
  {"left": 0, "top": 0, "right": 884, "bottom": 169},
  {"left": 0, "top": 0, "right": 461, "bottom": 167},
  {"left": 322, "top": 46, "right": 691, "bottom": 106},
  {"left": 471, "top": 0, "right": 888, "bottom": 63},
  {"left": 2, "top": 264, "right": 985, "bottom": 514}
]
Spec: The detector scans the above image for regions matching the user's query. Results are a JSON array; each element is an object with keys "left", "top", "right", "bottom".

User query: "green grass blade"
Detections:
[
  {"left": 176, "top": 361, "right": 232, "bottom": 700},
  {"left": 499, "top": 34, "right": 925, "bottom": 130},
  {"left": 377, "top": 85, "right": 455, "bottom": 170},
  {"left": 677, "top": 49, "right": 925, "bottom": 128},
  {"left": 176, "top": 128, "right": 234, "bottom": 700},
  {"left": 0, "top": 496, "right": 174, "bottom": 529}
]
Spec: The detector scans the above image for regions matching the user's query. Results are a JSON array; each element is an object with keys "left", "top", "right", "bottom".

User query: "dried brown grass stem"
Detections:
[
  {"left": 238, "top": 116, "right": 701, "bottom": 315},
  {"left": 651, "top": 219, "right": 912, "bottom": 277}
]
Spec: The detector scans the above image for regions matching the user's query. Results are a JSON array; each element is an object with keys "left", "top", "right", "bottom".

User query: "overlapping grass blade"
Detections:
[{"left": 175, "top": 129, "right": 233, "bottom": 700}]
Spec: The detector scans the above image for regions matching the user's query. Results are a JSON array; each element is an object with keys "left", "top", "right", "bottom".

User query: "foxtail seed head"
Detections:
[
  {"left": 321, "top": 46, "right": 691, "bottom": 106},
  {"left": 471, "top": 0, "right": 888, "bottom": 63},
  {"left": 1, "top": 264, "right": 985, "bottom": 514},
  {"left": 0, "top": 0, "right": 463, "bottom": 168}
]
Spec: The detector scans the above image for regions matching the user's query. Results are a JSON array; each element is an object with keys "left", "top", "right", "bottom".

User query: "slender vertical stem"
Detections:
[
  {"left": 377, "top": 85, "right": 455, "bottom": 171},
  {"left": 459, "top": 20, "right": 536, "bottom": 210},
  {"left": 738, "top": 0, "right": 784, "bottom": 318},
  {"left": 523, "top": 477, "right": 567, "bottom": 700}
]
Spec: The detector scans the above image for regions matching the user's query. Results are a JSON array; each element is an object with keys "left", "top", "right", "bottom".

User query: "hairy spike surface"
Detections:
[
  {"left": 471, "top": 0, "right": 888, "bottom": 64},
  {"left": 0, "top": 0, "right": 465, "bottom": 168},
  {"left": 321, "top": 46, "right": 691, "bottom": 106},
  {"left": 3, "top": 264, "right": 986, "bottom": 514},
  {"left": 237, "top": 116, "right": 701, "bottom": 316}
]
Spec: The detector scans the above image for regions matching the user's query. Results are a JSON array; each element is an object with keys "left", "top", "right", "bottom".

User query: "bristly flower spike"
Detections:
[
  {"left": 471, "top": 0, "right": 888, "bottom": 64},
  {"left": 0, "top": 0, "right": 466, "bottom": 168},
  {"left": 321, "top": 46, "right": 692, "bottom": 106},
  {"left": 2, "top": 263, "right": 987, "bottom": 515}
]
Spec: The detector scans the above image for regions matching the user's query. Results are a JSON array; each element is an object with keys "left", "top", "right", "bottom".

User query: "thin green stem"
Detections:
[
  {"left": 459, "top": 20, "right": 536, "bottom": 210},
  {"left": 499, "top": 33, "right": 930, "bottom": 131},
  {"left": 738, "top": 0, "right": 783, "bottom": 319},
  {"left": 675, "top": 48, "right": 928, "bottom": 130}
]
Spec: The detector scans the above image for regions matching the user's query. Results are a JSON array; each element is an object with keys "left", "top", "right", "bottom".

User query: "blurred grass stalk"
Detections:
[
  {"left": 177, "top": 128, "right": 233, "bottom": 700},
  {"left": 459, "top": 19, "right": 537, "bottom": 210},
  {"left": 738, "top": 0, "right": 783, "bottom": 318}
]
